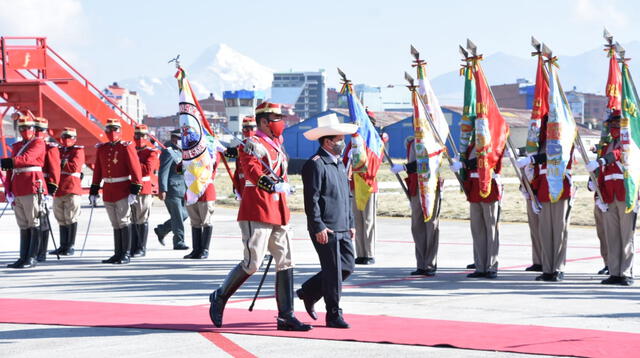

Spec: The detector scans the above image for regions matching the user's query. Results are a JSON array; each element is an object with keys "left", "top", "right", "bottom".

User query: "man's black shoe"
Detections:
[
  {"left": 486, "top": 271, "right": 498, "bottom": 279},
  {"left": 525, "top": 264, "right": 543, "bottom": 272},
  {"left": 411, "top": 269, "right": 427, "bottom": 275},
  {"left": 550, "top": 271, "right": 564, "bottom": 282},
  {"left": 326, "top": 308, "right": 349, "bottom": 329},
  {"left": 354, "top": 257, "right": 367, "bottom": 265},
  {"left": 277, "top": 315, "right": 312, "bottom": 331},
  {"left": 466, "top": 263, "right": 476, "bottom": 269},
  {"left": 154, "top": 227, "right": 166, "bottom": 246},
  {"left": 597, "top": 266, "right": 609, "bottom": 275},
  {"left": 620, "top": 276, "right": 634, "bottom": 286},
  {"left": 296, "top": 289, "right": 318, "bottom": 320},
  {"left": 535, "top": 273, "right": 554, "bottom": 281},
  {"left": 173, "top": 242, "right": 189, "bottom": 250},
  {"left": 601, "top": 276, "right": 623, "bottom": 285},
  {"left": 466, "top": 271, "right": 486, "bottom": 278},
  {"left": 365, "top": 257, "right": 375, "bottom": 265}
]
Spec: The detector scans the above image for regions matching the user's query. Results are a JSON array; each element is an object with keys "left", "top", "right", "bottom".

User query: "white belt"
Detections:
[
  {"left": 13, "top": 166, "right": 42, "bottom": 174},
  {"left": 604, "top": 174, "right": 624, "bottom": 181},
  {"left": 469, "top": 173, "right": 497, "bottom": 179},
  {"left": 245, "top": 182, "right": 255, "bottom": 187},
  {"left": 539, "top": 169, "right": 572, "bottom": 175},
  {"left": 61, "top": 171, "right": 81, "bottom": 178},
  {"left": 103, "top": 176, "right": 130, "bottom": 183},
  {"left": 141, "top": 176, "right": 151, "bottom": 182}
]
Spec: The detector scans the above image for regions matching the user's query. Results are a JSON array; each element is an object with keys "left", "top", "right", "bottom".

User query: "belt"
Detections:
[
  {"left": 13, "top": 166, "right": 42, "bottom": 174},
  {"left": 469, "top": 173, "right": 497, "bottom": 179},
  {"left": 604, "top": 174, "right": 624, "bottom": 181},
  {"left": 61, "top": 171, "right": 81, "bottom": 178},
  {"left": 539, "top": 169, "right": 572, "bottom": 175},
  {"left": 103, "top": 176, "right": 130, "bottom": 183},
  {"left": 245, "top": 182, "right": 255, "bottom": 187},
  {"left": 141, "top": 176, "right": 151, "bottom": 182}
]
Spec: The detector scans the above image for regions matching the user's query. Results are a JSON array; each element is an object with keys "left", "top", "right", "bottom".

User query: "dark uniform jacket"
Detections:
[
  {"left": 302, "top": 148, "right": 354, "bottom": 235},
  {"left": 159, "top": 142, "right": 186, "bottom": 198}
]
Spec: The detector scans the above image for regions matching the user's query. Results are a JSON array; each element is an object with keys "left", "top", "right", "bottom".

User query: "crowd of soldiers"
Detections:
[{"left": 1, "top": 101, "right": 636, "bottom": 331}]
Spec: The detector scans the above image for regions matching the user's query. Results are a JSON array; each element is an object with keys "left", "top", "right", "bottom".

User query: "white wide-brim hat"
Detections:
[{"left": 303, "top": 113, "right": 358, "bottom": 140}]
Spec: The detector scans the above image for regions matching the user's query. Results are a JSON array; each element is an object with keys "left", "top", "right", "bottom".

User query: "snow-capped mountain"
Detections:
[{"left": 118, "top": 43, "right": 273, "bottom": 116}]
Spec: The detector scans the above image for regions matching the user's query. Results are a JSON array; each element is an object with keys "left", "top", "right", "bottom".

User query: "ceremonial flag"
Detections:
[
  {"left": 620, "top": 62, "right": 640, "bottom": 213},
  {"left": 175, "top": 66, "right": 218, "bottom": 205},
  {"left": 526, "top": 56, "right": 550, "bottom": 155},
  {"left": 341, "top": 82, "right": 383, "bottom": 211},
  {"left": 472, "top": 62, "right": 509, "bottom": 198},
  {"left": 458, "top": 64, "right": 476, "bottom": 180},
  {"left": 606, "top": 48, "right": 622, "bottom": 111},
  {"left": 545, "top": 64, "right": 577, "bottom": 202}
]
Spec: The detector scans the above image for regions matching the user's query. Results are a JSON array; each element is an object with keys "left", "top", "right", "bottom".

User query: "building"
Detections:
[
  {"left": 326, "top": 88, "right": 340, "bottom": 109},
  {"left": 199, "top": 94, "right": 226, "bottom": 116},
  {"left": 271, "top": 70, "right": 327, "bottom": 119},
  {"left": 103, "top": 82, "right": 147, "bottom": 122},
  {"left": 491, "top": 79, "right": 535, "bottom": 110},
  {"left": 223, "top": 90, "right": 265, "bottom": 133}
]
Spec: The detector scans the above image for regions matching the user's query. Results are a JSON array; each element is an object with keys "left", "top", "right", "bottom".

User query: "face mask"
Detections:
[
  {"left": 268, "top": 120, "right": 285, "bottom": 137},
  {"left": 106, "top": 130, "right": 121, "bottom": 142},
  {"left": 20, "top": 128, "right": 34, "bottom": 140},
  {"left": 242, "top": 128, "right": 256, "bottom": 138},
  {"left": 332, "top": 140, "right": 346, "bottom": 155},
  {"left": 610, "top": 126, "right": 620, "bottom": 138},
  {"left": 61, "top": 137, "right": 77, "bottom": 147}
]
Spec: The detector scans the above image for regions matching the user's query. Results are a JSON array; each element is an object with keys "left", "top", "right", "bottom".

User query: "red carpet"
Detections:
[{"left": 1, "top": 298, "right": 638, "bottom": 358}]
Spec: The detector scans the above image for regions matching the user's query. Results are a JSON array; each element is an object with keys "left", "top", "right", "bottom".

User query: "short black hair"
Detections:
[
  {"left": 256, "top": 113, "right": 270, "bottom": 126},
  {"left": 318, "top": 135, "right": 337, "bottom": 146}
]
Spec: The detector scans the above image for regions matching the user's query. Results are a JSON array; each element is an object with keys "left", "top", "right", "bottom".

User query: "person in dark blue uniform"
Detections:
[{"left": 297, "top": 113, "right": 358, "bottom": 329}]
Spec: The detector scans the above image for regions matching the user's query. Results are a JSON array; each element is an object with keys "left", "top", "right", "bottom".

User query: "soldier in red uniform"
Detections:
[
  {"left": 224, "top": 116, "right": 257, "bottom": 200},
  {"left": 130, "top": 124, "right": 159, "bottom": 257},
  {"left": 208, "top": 102, "right": 311, "bottom": 332},
  {"left": 451, "top": 146, "right": 503, "bottom": 279},
  {"left": 50, "top": 127, "right": 85, "bottom": 256},
  {"left": 33, "top": 117, "right": 61, "bottom": 262},
  {"left": 587, "top": 112, "right": 636, "bottom": 286},
  {"left": 89, "top": 118, "right": 143, "bottom": 264},
  {"left": 2, "top": 116, "right": 46, "bottom": 268}
]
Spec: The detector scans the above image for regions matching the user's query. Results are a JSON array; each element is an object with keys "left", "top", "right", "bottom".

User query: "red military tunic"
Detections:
[
  {"left": 6, "top": 138, "right": 46, "bottom": 197},
  {"left": 43, "top": 141, "right": 61, "bottom": 195},
  {"left": 462, "top": 146, "right": 502, "bottom": 203},
  {"left": 531, "top": 147, "right": 575, "bottom": 203},
  {"left": 232, "top": 142, "right": 248, "bottom": 196},
  {"left": 136, "top": 144, "right": 160, "bottom": 195},
  {"left": 237, "top": 132, "right": 289, "bottom": 226},
  {"left": 596, "top": 140, "right": 625, "bottom": 204},
  {"left": 92, "top": 141, "right": 143, "bottom": 202},
  {"left": 56, "top": 145, "right": 85, "bottom": 197}
]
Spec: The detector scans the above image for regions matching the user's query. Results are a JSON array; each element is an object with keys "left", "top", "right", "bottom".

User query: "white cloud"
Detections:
[{"left": 574, "top": 0, "right": 629, "bottom": 27}]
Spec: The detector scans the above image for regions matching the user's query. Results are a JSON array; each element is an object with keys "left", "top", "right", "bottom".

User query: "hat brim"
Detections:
[{"left": 303, "top": 123, "right": 358, "bottom": 140}]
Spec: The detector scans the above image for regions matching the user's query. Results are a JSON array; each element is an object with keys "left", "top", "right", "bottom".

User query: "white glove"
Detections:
[
  {"left": 44, "top": 195, "right": 53, "bottom": 210},
  {"left": 235, "top": 191, "right": 242, "bottom": 201},
  {"left": 595, "top": 198, "right": 608, "bottom": 213},
  {"left": 128, "top": 194, "right": 137, "bottom": 205},
  {"left": 524, "top": 166, "right": 534, "bottom": 181},
  {"left": 390, "top": 163, "right": 405, "bottom": 174},
  {"left": 5, "top": 192, "right": 14, "bottom": 205},
  {"left": 516, "top": 156, "right": 531, "bottom": 169},
  {"left": 588, "top": 179, "right": 597, "bottom": 192},
  {"left": 213, "top": 139, "right": 227, "bottom": 153},
  {"left": 450, "top": 159, "right": 463, "bottom": 173},
  {"left": 634, "top": 199, "right": 640, "bottom": 213},
  {"left": 586, "top": 160, "right": 600, "bottom": 172},
  {"left": 519, "top": 186, "right": 530, "bottom": 200},
  {"left": 531, "top": 200, "right": 541, "bottom": 215},
  {"left": 89, "top": 195, "right": 98, "bottom": 207},
  {"left": 274, "top": 182, "right": 292, "bottom": 195}
]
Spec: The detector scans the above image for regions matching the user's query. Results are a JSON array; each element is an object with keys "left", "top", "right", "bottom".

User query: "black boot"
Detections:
[
  {"left": 116, "top": 226, "right": 131, "bottom": 264},
  {"left": 102, "top": 229, "right": 121, "bottom": 264},
  {"left": 132, "top": 223, "right": 148, "bottom": 257},
  {"left": 50, "top": 225, "right": 68, "bottom": 256},
  {"left": 37, "top": 228, "right": 49, "bottom": 262},
  {"left": 196, "top": 226, "right": 212, "bottom": 259},
  {"left": 65, "top": 223, "right": 77, "bottom": 255},
  {"left": 275, "top": 268, "right": 312, "bottom": 331},
  {"left": 129, "top": 223, "right": 139, "bottom": 257},
  {"left": 184, "top": 227, "right": 202, "bottom": 259},
  {"left": 296, "top": 289, "right": 318, "bottom": 320},
  {"left": 20, "top": 227, "right": 40, "bottom": 268},
  {"left": 209, "top": 263, "right": 251, "bottom": 328},
  {"left": 326, "top": 307, "right": 349, "bottom": 329},
  {"left": 7, "top": 229, "right": 29, "bottom": 268}
]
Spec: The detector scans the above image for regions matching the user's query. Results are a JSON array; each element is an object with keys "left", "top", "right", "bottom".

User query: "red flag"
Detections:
[
  {"left": 526, "top": 56, "right": 550, "bottom": 154},
  {"left": 473, "top": 63, "right": 509, "bottom": 198},
  {"left": 606, "top": 48, "right": 622, "bottom": 110}
]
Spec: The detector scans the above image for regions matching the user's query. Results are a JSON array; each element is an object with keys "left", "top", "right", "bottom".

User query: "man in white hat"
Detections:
[{"left": 297, "top": 113, "right": 358, "bottom": 329}]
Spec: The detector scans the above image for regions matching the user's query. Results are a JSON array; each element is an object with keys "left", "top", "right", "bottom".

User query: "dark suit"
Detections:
[
  {"left": 155, "top": 142, "right": 188, "bottom": 247},
  {"left": 299, "top": 148, "right": 355, "bottom": 313}
]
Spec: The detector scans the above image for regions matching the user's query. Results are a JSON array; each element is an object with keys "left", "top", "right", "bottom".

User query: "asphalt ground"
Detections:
[{"left": 1, "top": 199, "right": 638, "bottom": 357}]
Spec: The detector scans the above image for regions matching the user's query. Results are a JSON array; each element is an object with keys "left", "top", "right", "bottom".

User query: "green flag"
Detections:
[
  {"left": 459, "top": 65, "right": 476, "bottom": 180},
  {"left": 621, "top": 63, "right": 640, "bottom": 213}
]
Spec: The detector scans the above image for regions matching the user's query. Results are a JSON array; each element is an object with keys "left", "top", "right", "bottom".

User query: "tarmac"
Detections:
[{"left": 1, "top": 198, "right": 639, "bottom": 357}]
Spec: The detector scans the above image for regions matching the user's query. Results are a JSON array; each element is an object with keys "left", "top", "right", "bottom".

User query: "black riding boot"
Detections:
[
  {"left": 65, "top": 222, "right": 77, "bottom": 255},
  {"left": 21, "top": 227, "right": 40, "bottom": 268},
  {"left": 37, "top": 228, "right": 49, "bottom": 262},
  {"left": 102, "top": 229, "right": 122, "bottom": 263},
  {"left": 129, "top": 223, "right": 139, "bottom": 257},
  {"left": 209, "top": 263, "right": 251, "bottom": 328},
  {"left": 7, "top": 229, "right": 29, "bottom": 268},
  {"left": 132, "top": 223, "right": 148, "bottom": 257},
  {"left": 184, "top": 227, "right": 202, "bottom": 259},
  {"left": 276, "top": 268, "right": 312, "bottom": 331},
  {"left": 116, "top": 225, "right": 131, "bottom": 264},
  {"left": 50, "top": 225, "right": 68, "bottom": 256},
  {"left": 196, "top": 225, "right": 212, "bottom": 259}
]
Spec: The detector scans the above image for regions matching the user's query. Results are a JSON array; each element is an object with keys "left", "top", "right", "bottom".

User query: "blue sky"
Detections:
[{"left": 1, "top": 0, "right": 639, "bottom": 89}]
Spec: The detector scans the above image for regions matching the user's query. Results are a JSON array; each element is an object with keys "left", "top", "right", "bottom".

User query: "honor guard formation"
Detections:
[{"left": 1, "top": 34, "right": 639, "bottom": 333}]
